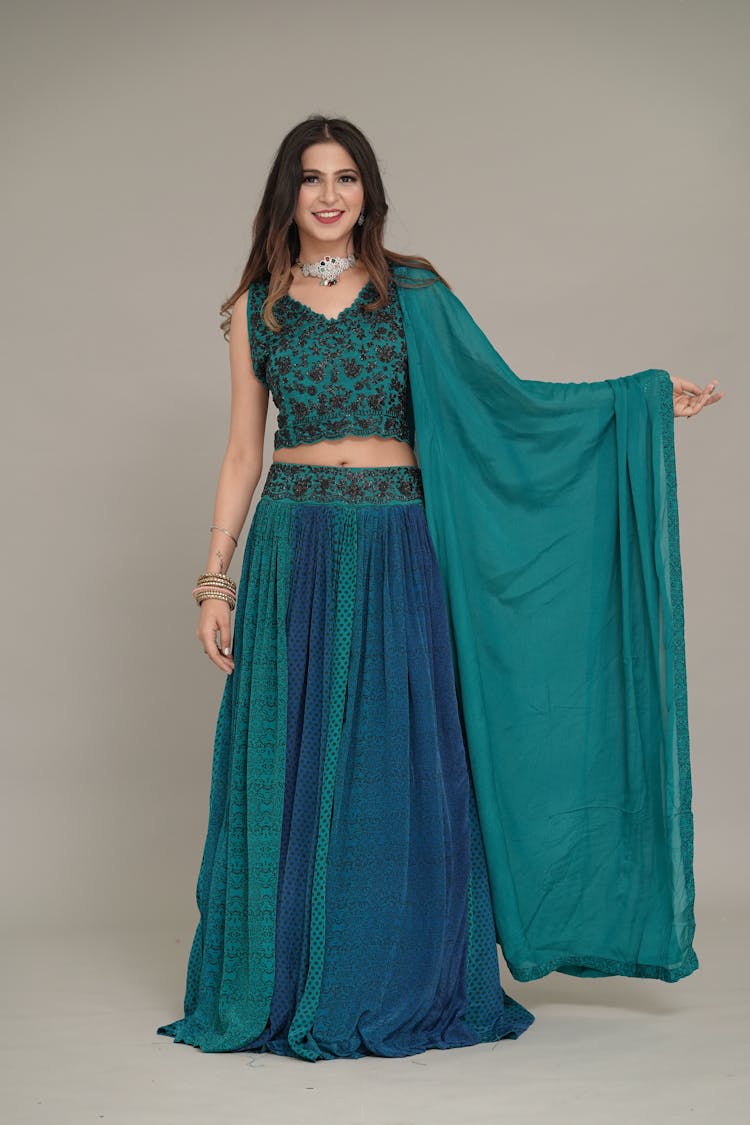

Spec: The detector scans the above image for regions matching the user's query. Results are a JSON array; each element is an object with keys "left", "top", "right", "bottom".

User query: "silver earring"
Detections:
[{"left": 357, "top": 211, "right": 365, "bottom": 226}]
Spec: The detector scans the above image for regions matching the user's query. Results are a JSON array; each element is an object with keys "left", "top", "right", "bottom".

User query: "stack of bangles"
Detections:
[
  {"left": 191, "top": 525, "right": 239, "bottom": 611},
  {"left": 192, "top": 571, "right": 237, "bottom": 612}
]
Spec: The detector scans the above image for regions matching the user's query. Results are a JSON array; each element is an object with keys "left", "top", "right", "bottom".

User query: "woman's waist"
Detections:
[
  {"left": 260, "top": 459, "right": 424, "bottom": 505},
  {"left": 271, "top": 433, "right": 417, "bottom": 469}
]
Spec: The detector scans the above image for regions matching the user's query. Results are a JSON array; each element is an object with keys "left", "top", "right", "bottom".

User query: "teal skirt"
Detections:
[{"left": 156, "top": 462, "right": 535, "bottom": 1061}]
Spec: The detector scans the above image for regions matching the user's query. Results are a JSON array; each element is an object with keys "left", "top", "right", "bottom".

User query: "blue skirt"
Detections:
[{"left": 156, "top": 462, "right": 534, "bottom": 1061}]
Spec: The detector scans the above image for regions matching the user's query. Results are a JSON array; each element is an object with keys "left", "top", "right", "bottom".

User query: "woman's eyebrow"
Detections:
[{"left": 301, "top": 167, "right": 359, "bottom": 174}]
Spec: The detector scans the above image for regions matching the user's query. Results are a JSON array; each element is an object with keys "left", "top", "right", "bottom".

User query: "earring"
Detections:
[{"left": 357, "top": 211, "right": 365, "bottom": 226}]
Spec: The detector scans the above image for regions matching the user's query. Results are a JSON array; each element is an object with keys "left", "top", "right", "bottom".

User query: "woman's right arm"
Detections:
[{"left": 196, "top": 289, "right": 269, "bottom": 674}]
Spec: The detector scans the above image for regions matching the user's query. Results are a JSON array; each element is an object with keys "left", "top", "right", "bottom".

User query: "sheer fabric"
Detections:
[{"left": 393, "top": 265, "right": 697, "bottom": 983}]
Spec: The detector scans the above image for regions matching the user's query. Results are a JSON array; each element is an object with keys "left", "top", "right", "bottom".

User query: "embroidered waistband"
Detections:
[{"left": 260, "top": 462, "right": 425, "bottom": 505}]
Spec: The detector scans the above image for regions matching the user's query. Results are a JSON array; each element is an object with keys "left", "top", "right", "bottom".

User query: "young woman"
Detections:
[{"left": 156, "top": 115, "right": 723, "bottom": 1063}]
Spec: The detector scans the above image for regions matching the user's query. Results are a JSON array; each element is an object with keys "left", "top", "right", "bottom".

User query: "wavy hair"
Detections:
[{"left": 219, "top": 115, "right": 450, "bottom": 338}]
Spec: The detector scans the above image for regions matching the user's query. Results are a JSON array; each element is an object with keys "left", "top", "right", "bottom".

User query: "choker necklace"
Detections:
[{"left": 294, "top": 253, "right": 356, "bottom": 286}]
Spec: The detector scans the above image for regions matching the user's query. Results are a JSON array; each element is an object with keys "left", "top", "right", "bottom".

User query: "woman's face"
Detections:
[{"left": 293, "top": 140, "right": 365, "bottom": 260}]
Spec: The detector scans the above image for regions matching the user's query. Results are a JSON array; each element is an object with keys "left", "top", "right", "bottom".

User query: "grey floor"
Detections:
[{"left": 3, "top": 905, "right": 747, "bottom": 1125}]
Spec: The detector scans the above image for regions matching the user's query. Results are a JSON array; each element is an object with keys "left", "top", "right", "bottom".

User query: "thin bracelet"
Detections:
[{"left": 210, "top": 525, "right": 239, "bottom": 547}]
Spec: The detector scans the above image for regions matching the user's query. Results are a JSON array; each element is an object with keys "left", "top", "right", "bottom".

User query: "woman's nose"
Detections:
[{"left": 318, "top": 180, "right": 339, "bottom": 203}]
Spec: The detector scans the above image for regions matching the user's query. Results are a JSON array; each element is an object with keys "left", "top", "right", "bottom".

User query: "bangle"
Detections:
[
  {"left": 210, "top": 525, "right": 239, "bottom": 546},
  {"left": 194, "top": 590, "right": 236, "bottom": 610},
  {"left": 192, "top": 570, "right": 237, "bottom": 611}
]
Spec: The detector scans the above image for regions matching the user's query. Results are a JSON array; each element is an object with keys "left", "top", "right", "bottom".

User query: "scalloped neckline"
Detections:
[{"left": 281, "top": 278, "right": 376, "bottom": 323}]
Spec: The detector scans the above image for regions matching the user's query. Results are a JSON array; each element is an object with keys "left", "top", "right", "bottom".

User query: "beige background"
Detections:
[{"left": 1, "top": 0, "right": 746, "bottom": 1121}]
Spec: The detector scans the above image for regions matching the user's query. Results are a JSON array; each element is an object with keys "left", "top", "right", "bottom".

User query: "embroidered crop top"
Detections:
[{"left": 245, "top": 273, "right": 415, "bottom": 451}]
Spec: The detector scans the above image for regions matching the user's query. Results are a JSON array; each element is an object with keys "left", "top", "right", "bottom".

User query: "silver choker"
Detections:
[{"left": 294, "top": 254, "right": 356, "bottom": 286}]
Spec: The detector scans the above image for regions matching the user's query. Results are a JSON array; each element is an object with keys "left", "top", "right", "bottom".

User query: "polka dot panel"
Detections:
[{"left": 157, "top": 464, "right": 535, "bottom": 1059}]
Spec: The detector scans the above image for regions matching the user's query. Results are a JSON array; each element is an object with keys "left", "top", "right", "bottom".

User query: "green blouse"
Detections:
[{"left": 246, "top": 274, "right": 415, "bottom": 451}]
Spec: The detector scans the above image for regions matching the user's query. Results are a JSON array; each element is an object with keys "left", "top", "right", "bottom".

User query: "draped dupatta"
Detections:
[{"left": 393, "top": 264, "right": 698, "bottom": 983}]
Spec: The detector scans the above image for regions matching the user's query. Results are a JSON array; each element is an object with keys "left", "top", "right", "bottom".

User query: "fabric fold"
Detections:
[
  {"left": 157, "top": 467, "right": 536, "bottom": 1057},
  {"left": 394, "top": 264, "right": 698, "bottom": 982},
  {"left": 156, "top": 501, "right": 292, "bottom": 1050}
]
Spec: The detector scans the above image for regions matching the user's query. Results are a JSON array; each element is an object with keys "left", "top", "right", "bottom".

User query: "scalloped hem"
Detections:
[{"left": 273, "top": 431, "right": 415, "bottom": 453}]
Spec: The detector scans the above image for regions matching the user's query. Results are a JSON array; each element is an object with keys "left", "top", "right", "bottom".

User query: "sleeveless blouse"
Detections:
[{"left": 246, "top": 274, "right": 415, "bottom": 451}]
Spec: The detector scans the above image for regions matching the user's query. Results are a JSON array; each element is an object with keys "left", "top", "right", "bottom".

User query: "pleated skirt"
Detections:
[{"left": 156, "top": 461, "right": 535, "bottom": 1062}]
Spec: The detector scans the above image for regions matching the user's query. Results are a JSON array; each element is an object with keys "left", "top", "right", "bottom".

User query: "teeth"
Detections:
[{"left": 316, "top": 211, "right": 341, "bottom": 217}]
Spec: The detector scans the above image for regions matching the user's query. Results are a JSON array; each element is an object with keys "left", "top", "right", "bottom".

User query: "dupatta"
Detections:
[{"left": 393, "top": 264, "right": 698, "bottom": 983}]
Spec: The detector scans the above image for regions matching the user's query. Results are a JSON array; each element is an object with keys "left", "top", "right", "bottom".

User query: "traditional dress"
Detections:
[{"left": 156, "top": 264, "right": 698, "bottom": 1062}]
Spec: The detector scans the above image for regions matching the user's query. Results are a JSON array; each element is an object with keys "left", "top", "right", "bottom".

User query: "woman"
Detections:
[{"left": 156, "top": 116, "right": 722, "bottom": 1063}]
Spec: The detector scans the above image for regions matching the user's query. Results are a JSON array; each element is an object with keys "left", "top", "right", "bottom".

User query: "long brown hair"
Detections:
[{"left": 219, "top": 115, "right": 450, "bottom": 339}]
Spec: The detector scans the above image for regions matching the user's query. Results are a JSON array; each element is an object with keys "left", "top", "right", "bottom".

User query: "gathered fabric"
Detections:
[
  {"left": 157, "top": 263, "right": 698, "bottom": 1063},
  {"left": 393, "top": 264, "right": 697, "bottom": 983},
  {"left": 157, "top": 463, "right": 534, "bottom": 1059}
]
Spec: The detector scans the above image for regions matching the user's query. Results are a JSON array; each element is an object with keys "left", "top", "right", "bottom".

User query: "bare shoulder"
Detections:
[
  {"left": 229, "top": 289, "right": 251, "bottom": 359},
  {"left": 232, "top": 288, "right": 250, "bottom": 319},
  {"left": 229, "top": 289, "right": 251, "bottom": 343}
]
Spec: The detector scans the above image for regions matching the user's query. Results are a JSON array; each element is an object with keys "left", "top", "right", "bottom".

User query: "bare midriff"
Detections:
[{"left": 272, "top": 434, "right": 417, "bottom": 468}]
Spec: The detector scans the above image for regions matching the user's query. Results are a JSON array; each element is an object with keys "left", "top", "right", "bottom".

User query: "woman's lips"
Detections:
[{"left": 313, "top": 211, "right": 343, "bottom": 224}]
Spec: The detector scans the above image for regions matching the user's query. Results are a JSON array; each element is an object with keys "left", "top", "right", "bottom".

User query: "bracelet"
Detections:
[
  {"left": 195, "top": 571, "right": 237, "bottom": 586},
  {"left": 194, "top": 590, "right": 236, "bottom": 610},
  {"left": 210, "top": 524, "right": 239, "bottom": 546},
  {"left": 192, "top": 570, "right": 238, "bottom": 611}
]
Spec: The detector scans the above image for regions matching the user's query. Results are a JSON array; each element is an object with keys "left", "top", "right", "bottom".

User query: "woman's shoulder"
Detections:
[
  {"left": 246, "top": 277, "right": 269, "bottom": 301},
  {"left": 388, "top": 258, "right": 451, "bottom": 300},
  {"left": 390, "top": 262, "right": 440, "bottom": 284},
  {"left": 242, "top": 282, "right": 268, "bottom": 340},
  {"left": 245, "top": 278, "right": 271, "bottom": 320}
]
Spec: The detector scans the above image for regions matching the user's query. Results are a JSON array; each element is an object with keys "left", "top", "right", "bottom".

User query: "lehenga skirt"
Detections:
[{"left": 156, "top": 461, "right": 535, "bottom": 1062}]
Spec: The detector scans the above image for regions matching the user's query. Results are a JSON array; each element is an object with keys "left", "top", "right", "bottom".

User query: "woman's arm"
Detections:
[{"left": 197, "top": 290, "right": 269, "bottom": 672}]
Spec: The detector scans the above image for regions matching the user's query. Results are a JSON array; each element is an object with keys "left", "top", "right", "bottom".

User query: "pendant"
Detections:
[{"left": 298, "top": 253, "right": 356, "bottom": 286}]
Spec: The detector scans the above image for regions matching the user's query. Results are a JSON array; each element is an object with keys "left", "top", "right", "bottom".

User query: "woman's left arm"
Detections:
[{"left": 671, "top": 376, "right": 725, "bottom": 418}]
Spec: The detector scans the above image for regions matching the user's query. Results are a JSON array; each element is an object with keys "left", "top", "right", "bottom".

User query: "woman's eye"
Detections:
[{"left": 301, "top": 175, "right": 358, "bottom": 184}]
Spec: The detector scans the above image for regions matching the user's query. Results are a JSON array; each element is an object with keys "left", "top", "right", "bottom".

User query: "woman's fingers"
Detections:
[
  {"left": 196, "top": 603, "right": 235, "bottom": 674},
  {"left": 679, "top": 379, "right": 704, "bottom": 395},
  {"left": 678, "top": 380, "right": 725, "bottom": 417},
  {"left": 696, "top": 381, "right": 723, "bottom": 408},
  {"left": 219, "top": 619, "right": 233, "bottom": 659}
]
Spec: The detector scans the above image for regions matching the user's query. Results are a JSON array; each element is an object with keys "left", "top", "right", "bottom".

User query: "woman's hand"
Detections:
[
  {"left": 196, "top": 598, "right": 235, "bottom": 674},
  {"left": 671, "top": 376, "right": 724, "bottom": 418}
]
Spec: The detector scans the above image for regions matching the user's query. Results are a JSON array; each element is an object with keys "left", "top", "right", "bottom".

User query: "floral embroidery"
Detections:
[
  {"left": 247, "top": 276, "right": 415, "bottom": 451},
  {"left": 260, "top": 462, "right": 425, "bottom": 505},
  {"left": 259, "top": 461, "right": 425, "bottom": 506}
]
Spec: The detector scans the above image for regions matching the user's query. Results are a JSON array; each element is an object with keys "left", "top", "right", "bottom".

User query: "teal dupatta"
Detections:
[{"left": 393, "top": 265, "right": 698, "bottom": 983}]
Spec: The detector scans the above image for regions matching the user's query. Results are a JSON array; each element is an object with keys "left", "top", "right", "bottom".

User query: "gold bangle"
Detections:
[
  {"left": 196, "top": 570, "right": 236, "bottom": 582},
  {"left": 210, "top": 525, "right": 239, "bottom": 546},
  {"left": 195, "top": 572, "right": 237, "bottom": 590},
  {"left": 194, "top": 591, "right": 236, "bottom": 610}
]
